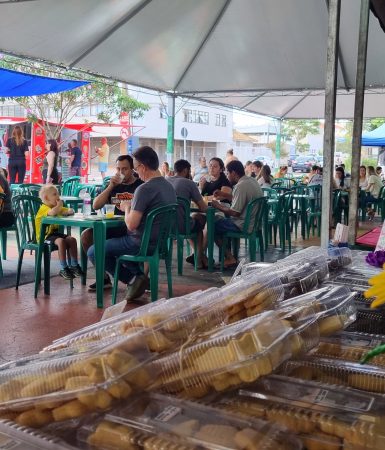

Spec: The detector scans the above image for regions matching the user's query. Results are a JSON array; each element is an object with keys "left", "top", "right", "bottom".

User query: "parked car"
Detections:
[
  {"left": 254, "top": 155, "right": 274, "bottom": 168},
  {"left": 291, "top": 155, "right": 315, "bottom": 172}
]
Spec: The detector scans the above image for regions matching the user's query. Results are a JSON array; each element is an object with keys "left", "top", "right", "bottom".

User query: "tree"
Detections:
[
  {"left": 0, "top": 57, "right": 150, "bottom": 139},
  {"left": 282, "top": 119, "right": 321, "bottom": 153},
  {"left": 363, "top": 118, "right": 385, "bottom": 132}
]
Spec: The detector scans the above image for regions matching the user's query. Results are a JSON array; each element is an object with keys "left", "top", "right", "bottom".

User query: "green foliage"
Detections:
[
  {"left": 362, "top": 157, "right": 378, "bottom": 168},
  {"left": 282, "top": 119, "right": 321, "bottom": 153},
  {"left": 363, "top": 118, "right": 385, "bottom": 132},
  {"left": 0, "top": 57, "right": 150, "bottom": 138}
]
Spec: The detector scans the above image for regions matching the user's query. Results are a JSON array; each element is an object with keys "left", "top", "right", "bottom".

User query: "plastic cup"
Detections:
[{"left": 104, "top": 204, "right": 115, "bottom": 219}]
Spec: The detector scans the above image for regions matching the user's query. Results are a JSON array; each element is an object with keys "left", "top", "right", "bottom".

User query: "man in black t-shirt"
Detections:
[
  {"left": 69, "top": 139, "right": 82, "bottom": 176},
  {"left": 81, "top": 155, "right": 143, "bottom": 290}
]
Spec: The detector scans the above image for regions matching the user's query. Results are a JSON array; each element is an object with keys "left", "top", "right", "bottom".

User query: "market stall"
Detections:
[{"left": 0, "top": 246, "right": 384, "bottom": 449}]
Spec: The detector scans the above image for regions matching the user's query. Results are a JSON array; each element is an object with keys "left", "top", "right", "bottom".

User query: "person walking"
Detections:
[
  {"left": 5, "top": 125, "right": 29, "bottom": 184},
  {"left": 42, "top": 139, "right": 59, "bottom": 184},
  {"left": 95, "top": 137, "right": 110, "bottom": 179}
]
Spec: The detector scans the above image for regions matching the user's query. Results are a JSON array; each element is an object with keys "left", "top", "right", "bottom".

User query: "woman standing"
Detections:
[
  {"left": 6, "top": 125, "right": 29, "bottom": 184},
  {"left": 199, "top": 157, "right": 232, "bottom": 196},
  {"left": 42, "top": 139, "right": 59, "bottom": 184},
  {"left": 95, "top": 137, "right": 110, "bottom": 179}
]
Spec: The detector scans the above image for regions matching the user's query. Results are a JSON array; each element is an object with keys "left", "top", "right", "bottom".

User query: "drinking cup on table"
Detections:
[{"left": 104, "top": 204, "right": 115, "bottom": 219}]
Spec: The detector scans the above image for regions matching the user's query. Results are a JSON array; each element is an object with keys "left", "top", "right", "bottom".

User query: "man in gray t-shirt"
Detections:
[
  {"left": 167, "top": 159, "right": 208, "bottom": 269},
  {"left": 87, "top": 146, "right": 176, "bottom": 302},
  {"left": 212, "top": 160, "right": 263, "bottom": 268}
]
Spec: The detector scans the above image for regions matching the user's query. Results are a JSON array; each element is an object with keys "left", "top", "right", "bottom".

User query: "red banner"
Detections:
[
  {"left": 81, "top": 131, "right": 90, "bottom": 182},
  {"left": 29, "top": 123, "right": 45, "bottom": 183}
]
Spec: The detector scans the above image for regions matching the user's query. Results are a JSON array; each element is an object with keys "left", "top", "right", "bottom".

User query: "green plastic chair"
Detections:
[
  {"left": 11, "top": 194, "right": 71, "bottom": 292},
  {"left": 61, "top": 176, "right": 80, "bottom": 196},
  {"left": 265, "top": 192, "right": 293, "bottom": 252},
  {"left": 176, "top": 196, "right": 199, "bottom": 274},
  {"left": 219, "top": 197, "right": 266, "bottom": 271},
  {"left": 306, "top": 185, "right": 323, "bottom": 238},
  {"left": 19, "top": 184, "right": 41, "bottom": 198},
  {"left": 112, "top": 203, "right": 178, "bottom": 304}
]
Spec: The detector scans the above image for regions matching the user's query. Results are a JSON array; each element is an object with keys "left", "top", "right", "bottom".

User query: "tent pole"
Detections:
[
  {"left": 348, "top": 0, "right": 370, "bottom": 245},
  {"left": 321, "top": 0, "right": 341, "bottom": 248},
  {"left": 166, "top": 94, "right": 175, "bottom": 166}
]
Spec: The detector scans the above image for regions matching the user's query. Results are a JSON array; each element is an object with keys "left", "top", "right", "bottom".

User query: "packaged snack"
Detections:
[
  {"left": 148, "top": 311, "right": 300, "bottom": 398},
  {"left": 281, "top": 356, "right": 385, "bottom": 395},
  {"left": 0, "top": 419, "right": 77, "bottom": 449},
  {"left": 213, "top": 374, "right": 385, "bottom": 450},
  {"left": 78, "top": 393, "right": 302, "bottom": 450},
  {"left": 0, "top": 333, "right": 155, "bottom": 427}
]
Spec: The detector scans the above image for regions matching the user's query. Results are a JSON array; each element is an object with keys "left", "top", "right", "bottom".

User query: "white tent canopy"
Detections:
[{"left": 0, "top": 0, "right": 385, "bottom": 119}]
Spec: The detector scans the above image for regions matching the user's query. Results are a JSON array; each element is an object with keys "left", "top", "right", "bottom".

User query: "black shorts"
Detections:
[
  {"left": 191, "top": 218, "right": 205, "bottom": 233},
  {"left": 44, "top": 232, "right": 68, "bottom": 245}
]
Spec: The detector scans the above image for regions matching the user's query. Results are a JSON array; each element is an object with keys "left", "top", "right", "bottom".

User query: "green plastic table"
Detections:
[{"left": 35, "top": 215, "right": 125, "bottom": 308}]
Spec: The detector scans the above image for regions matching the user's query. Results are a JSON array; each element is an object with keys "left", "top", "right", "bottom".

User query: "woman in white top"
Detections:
[
  {"left": 359, "top": 165, "right": 368, "bottom": 189},
  {"left": 257, "top": 165, "right": 274, "bottom": 188}
]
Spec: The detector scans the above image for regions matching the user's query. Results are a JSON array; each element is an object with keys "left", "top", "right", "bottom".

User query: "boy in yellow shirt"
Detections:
[{"left": 36, "top": 185, "right": 84, "bottom": 280}]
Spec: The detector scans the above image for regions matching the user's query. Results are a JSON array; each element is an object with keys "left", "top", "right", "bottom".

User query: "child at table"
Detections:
[{"left": 35, "top": 185, "right": 83, "bottom": 280}]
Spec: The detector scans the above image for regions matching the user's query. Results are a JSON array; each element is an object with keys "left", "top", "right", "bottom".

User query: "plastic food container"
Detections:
[
  {"left": 321, "top": 331, "right": 385, "bottom": 349},
  {"left": 0, "top": 333, "right": 156, "bottom": 428},
  {"left": 148, "top": 311, "right": 297, "bottom": 398},
  {"left": 213, "top": 374, "right": 385, "bottom": 450},
  {"left": 327, "top": 246, "right": 353, "bottom": 270},
  {"left": 281, "top": 356, "right": 385, "bottom": 395},
  {"left": 0, "top": 420, "right": 77, "bottom": 449},
  {"left": 43, "top": 290, "right": 225, "bottom": 354},
  {"left": 345, "top": 309, "right": 385, "bottom": 335},
  {"left": 78, "top": 393, "right": 302, "bottom": 450}
]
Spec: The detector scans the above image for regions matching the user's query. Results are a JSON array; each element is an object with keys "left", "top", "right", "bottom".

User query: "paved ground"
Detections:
[{"left": 0, "top": 215, "right": 381, "bottom": 362}]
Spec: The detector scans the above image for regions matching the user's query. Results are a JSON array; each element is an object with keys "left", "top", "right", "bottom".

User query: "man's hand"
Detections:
[
  {"left": 118, "top": 200, "right": 131, "bottom": 213},
  {"left": 211, "top": 199, "right": 222, "bottom": 210},
  {"left": 213, "top": 189, "right": 225, "bottom": 200},
  {"left": 110, "top": 173, "right": 122, "bottom": 187}
]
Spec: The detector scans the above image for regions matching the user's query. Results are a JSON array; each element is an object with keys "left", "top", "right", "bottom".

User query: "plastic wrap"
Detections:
[
  {"left": 0, "top": 333, "right": 156, "bottom": 427},
  {"left": 345, "top": 309, "right": 385, "bottom": 335},
  {"left": 148, "top": 311, "right": 302, "bottom": 398},
  {"left": 78, "top": 393, "right": 302, "bottom": 450},
  {"left": 281, "top": 356, "right": 385, "bottom": 395},
  {"left": 213, "top": 374, "right": 385, "bottom": 450}
]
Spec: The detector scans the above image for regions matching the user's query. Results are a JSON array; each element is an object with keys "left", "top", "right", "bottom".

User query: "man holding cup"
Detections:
[{"left": 81, "top": 154, "right": 143, "bottom": 291}]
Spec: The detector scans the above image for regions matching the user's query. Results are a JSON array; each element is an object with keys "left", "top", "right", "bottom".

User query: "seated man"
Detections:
[
  {"left": 87, "top": 146, "right": 177, "bottom": 302},
  {"left": 82, "top": 154, "right": 143, "bottom": 291},
  {"left": 307, "top": 165, "right": 323, "bottom": 186},
  {"left": 211, "top": 160, "right": 263, "bottom": 268},
  {"left": 167, "top": 159, "right": 208, "bottom": 269}
]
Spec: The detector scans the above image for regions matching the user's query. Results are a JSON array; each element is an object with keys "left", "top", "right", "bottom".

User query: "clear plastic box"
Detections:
[
  {"left": 78, "top": 393, "right": 302, "bottom": 450},
  {"left": 212, "top": 374, "right": 385, "bottom": 450},
  {"left": 321, "top": 331, "right": 385, "bottom": 349},
  {"left": 148, "top": 311, "right": 298, "bottom": 398},
  {"left": 345, "top": 309, "right": 385, "bottom": 335},
  {"left": 281, "top": 356, "right": 385, "bottom": 395},
  {"left": 43, "top": 290, "right": 225, "bottom": 354},
  {"left": 327, "top": 246, "right": 353, "bottom": 270},
  {"left": 0, "top": 420, "right": 77, "bottom": 449},
  {"left": 0, "top": 333, "right": 156, "bottom": 427}
]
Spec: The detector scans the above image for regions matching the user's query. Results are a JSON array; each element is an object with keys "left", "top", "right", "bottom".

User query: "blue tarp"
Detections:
[
  {"left": 361, "top": 123, "right": 385, "bottom": 146},
  {"left": 0, "top": 67, "right": 89, "bottom": 97}
]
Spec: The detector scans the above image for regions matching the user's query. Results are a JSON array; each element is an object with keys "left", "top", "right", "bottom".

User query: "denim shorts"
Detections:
[
  {"left": 214, "top": 217, "right": 241, "bottom": 236},
  {"left": 98, "top": 162, "right": 108, "bottom": 173}
]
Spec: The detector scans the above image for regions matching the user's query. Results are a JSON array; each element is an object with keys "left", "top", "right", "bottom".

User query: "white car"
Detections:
[{"left": 254, "top": 156, "right": 274, "bottom": 167}]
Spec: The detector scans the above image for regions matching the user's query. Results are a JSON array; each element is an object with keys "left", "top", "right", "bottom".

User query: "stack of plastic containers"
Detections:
[
  {"left": 213, "top": 374, "right": 385, "bottom": 450},
  {"left": 0, "top": 333, "right": 156, "bottom": 427},
  {"left": 78, "top": 393, "right": 303, "bottom": 450}
]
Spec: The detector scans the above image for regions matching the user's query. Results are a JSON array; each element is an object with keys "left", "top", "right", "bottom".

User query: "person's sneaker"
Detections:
[
  {"left": 70, "top": 264, "right": 84, "bottom": 278},
  {"left": 185, "top": 254, "right": 195, "bottom": 265},
  {"left": 59, "top": 267, "right": 75, "bottom": 280},
  {"left": 88, "top": 274, "right": 112, "bottom": 291},
  {"left": 124, "top": 274, "right": 148, "bottom": 302}
]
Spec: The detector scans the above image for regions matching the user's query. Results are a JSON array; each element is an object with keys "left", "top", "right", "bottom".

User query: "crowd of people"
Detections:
[{"left": 1, "top": 135, "right": 384, "bottom": 302}]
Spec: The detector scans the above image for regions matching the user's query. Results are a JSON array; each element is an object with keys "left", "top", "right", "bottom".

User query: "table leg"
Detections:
[
  {"left": 301, "top": 197, "right": 306, "bottom": 239},
  {"left": 80, "top": 226, "right": 87, "bottom": 286},
  {"left": 93, "top": 221, "right": 106, "bottom": 308},
  {"left": 34, "top": 224, "right": 46, "bottom": 298},
  {"left": 207, "top": 208, "right": 214, "bottom": 272}
]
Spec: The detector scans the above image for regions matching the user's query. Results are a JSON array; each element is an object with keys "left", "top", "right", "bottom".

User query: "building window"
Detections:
[
  {"left": 215, "top": 114, "right": 226, "bottom": 127},
  {"left": 183, "top": 109, "right": 209, "bottom": 125},
  {"left": 159, "top": 105, "right": 167, "bottom": 119}
]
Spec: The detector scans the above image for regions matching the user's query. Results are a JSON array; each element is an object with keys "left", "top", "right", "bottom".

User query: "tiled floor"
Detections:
[{"left": 0, "top": 216, "right": 381, "bottom": 362}]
